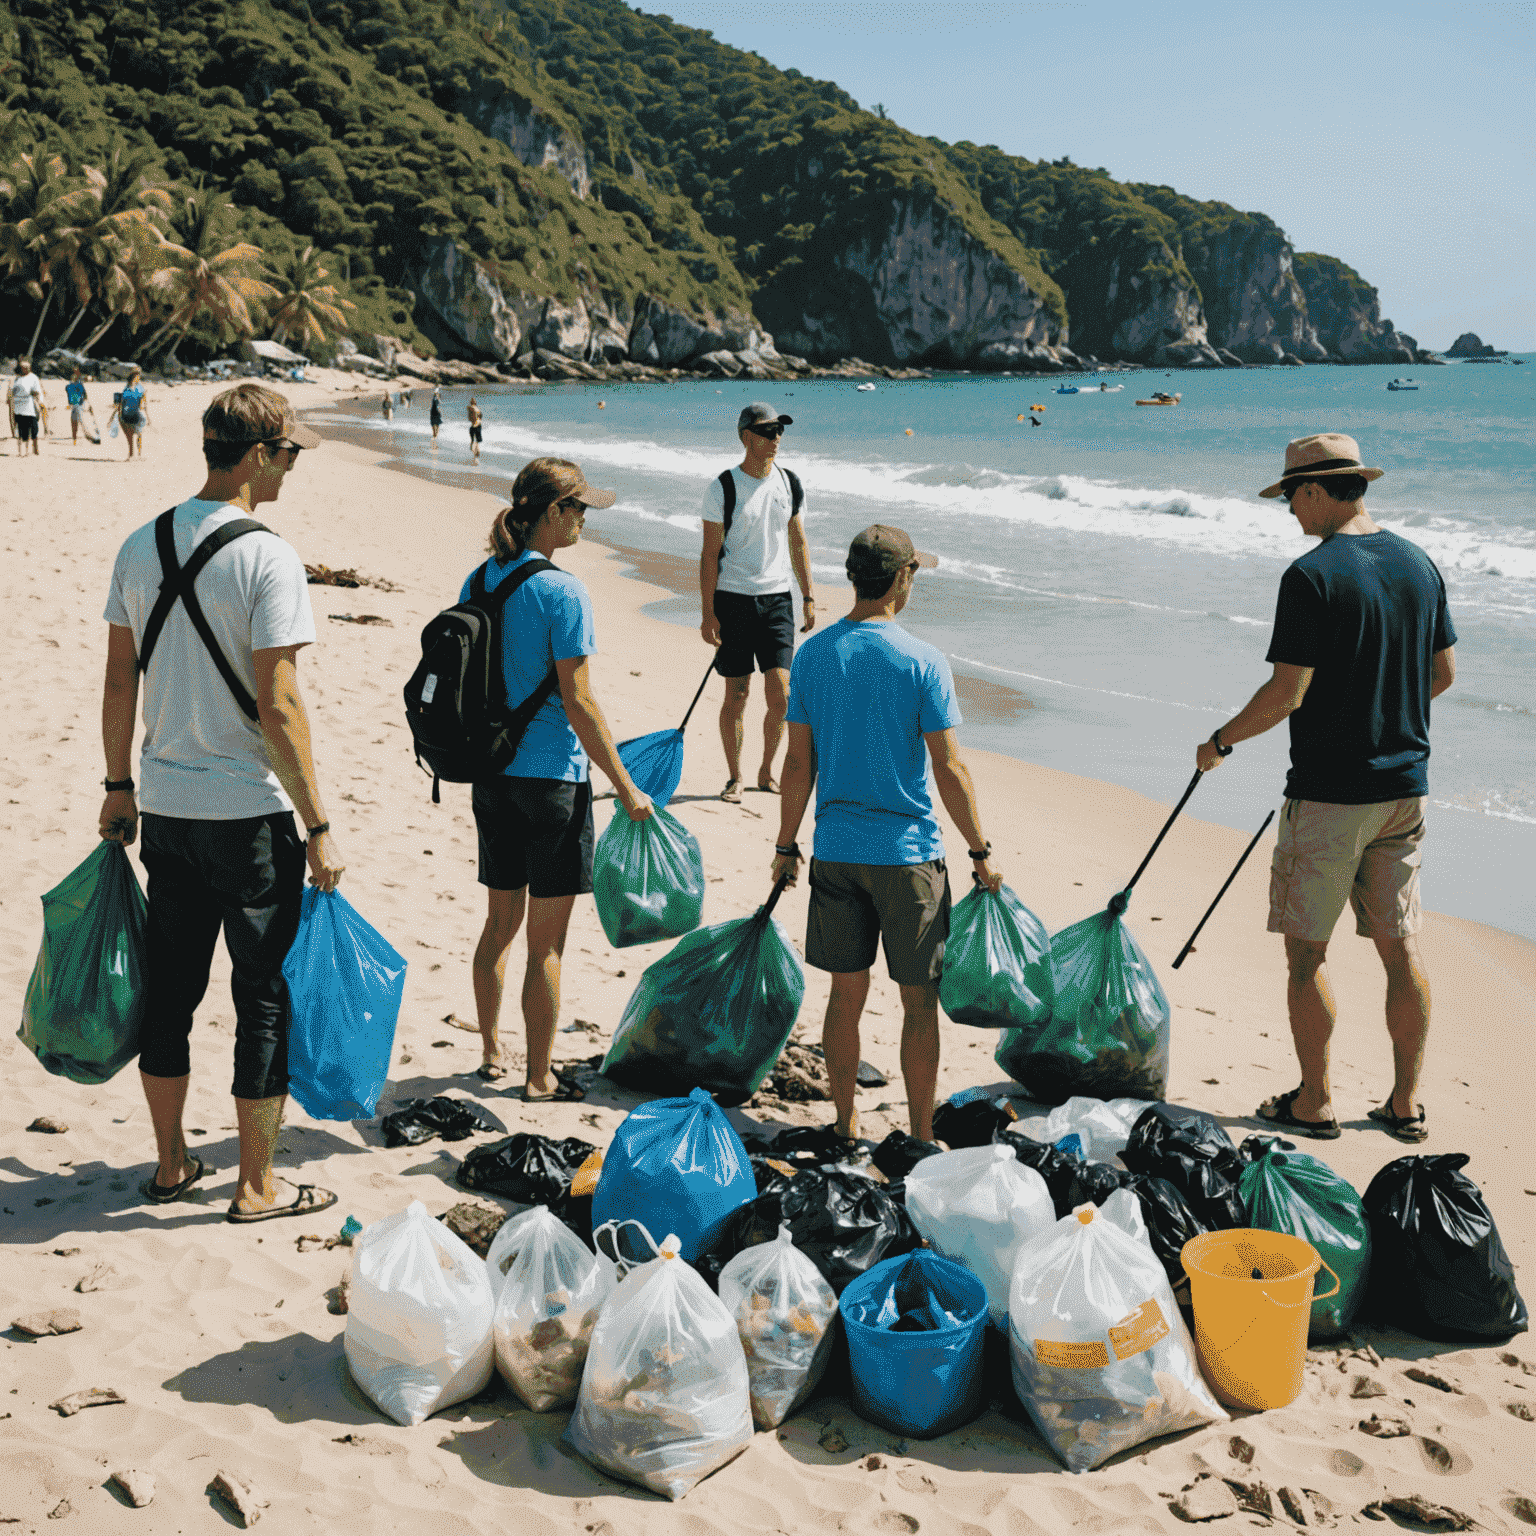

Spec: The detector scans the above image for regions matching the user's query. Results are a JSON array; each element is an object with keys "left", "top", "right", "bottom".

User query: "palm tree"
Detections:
[
  {"left": 133, "top": 181, "right": 275, "bottom": 363},
  {"left": 0, "top": 148, "right": 95, "bottom": 358},
  {"left": 264, "top": 244, "right": 357, "bottom": 352}
]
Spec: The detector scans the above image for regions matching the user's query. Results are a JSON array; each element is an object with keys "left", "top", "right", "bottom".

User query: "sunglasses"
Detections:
[
  {"left": 263, "top": 439, "right": 302, "bottom": 462},
  {"left": 1281, "top": 480, "right": 1312, "bottom": 503},
  {"left": 553, "top": 495, "right": 587, "bottom": 512},
  {"left": 746, "top": 423, "right": 785, "bottom": 439}
]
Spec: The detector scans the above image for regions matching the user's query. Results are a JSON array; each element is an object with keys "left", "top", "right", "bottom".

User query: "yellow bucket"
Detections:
[{"left": 1181, "top": 1229, "right": 1339, "bottom": 1410}]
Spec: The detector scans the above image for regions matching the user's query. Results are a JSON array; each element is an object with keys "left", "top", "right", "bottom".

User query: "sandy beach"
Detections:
[{"left": 3, "top": 376, "right": 1533, "bottom": 1534}]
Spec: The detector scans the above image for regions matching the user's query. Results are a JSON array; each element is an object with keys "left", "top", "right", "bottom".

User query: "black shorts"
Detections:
[
  {"left": 473, "top": 776, "right": 594, "bottom": 897},
  {"left": 713, "top": 589, "right": 795, "bottom": 677},
  {"left": 15, "top": 414, "right": 38, "bottom": 441},
  {"left": 805, "top": 857, "right": 952, "bottom": 985},
  {"left": 139, "top": 812, "right": 306, "bottom": 1099},
  {"left": 469, "top": 424, "right": 483, "bottom": 443}
]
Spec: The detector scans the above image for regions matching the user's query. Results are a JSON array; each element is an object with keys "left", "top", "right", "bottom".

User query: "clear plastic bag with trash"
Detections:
[
  {"left": 565, "top": 1221, "right": 752, "bottom": 1500},
  {"left": 903, "top": 1144, "right": 1056, "bottom": 1323},
  {"left": 591, "top": 805, "right": 706, "bottom": 949},
  {"left": 1013, "top": 1096, "right": 1148, "bottom": 1165},
  {"left": 485, "top": 1206, "right": 615, "bottom": 1411},
  {"left": 1008, "top": 1192, "right": 1226, "bottom": 1472},
  {"left": 344, "top": 1201, "right": 495, "bottom": 1426},
  {"left": 717, "top": 1224, "right": 838, "bottom": 1428}
]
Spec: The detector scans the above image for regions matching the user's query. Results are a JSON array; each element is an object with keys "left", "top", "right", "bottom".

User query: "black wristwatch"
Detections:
[
  {"left": 1210, "top": 729, "right": 1234, "bottom": 758},
  {"left": 774, "top": 842, "right": 801, "bottom": 858},
  {"left": 104, "top": 776, "right": 135, "bottom": 792}
]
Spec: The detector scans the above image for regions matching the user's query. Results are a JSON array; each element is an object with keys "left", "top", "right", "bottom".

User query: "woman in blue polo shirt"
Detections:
[{"left": 463, "top": 456, "right": 652, "bottom": 1099}]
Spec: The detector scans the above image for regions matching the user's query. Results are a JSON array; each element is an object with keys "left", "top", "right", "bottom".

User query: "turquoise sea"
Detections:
[{"left": 324, "top": 358, "right": 1536, "bottom": 941}]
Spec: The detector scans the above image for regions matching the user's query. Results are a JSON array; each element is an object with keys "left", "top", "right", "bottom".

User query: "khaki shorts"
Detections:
[
  {"left": 1267, "top": 797, "right": 1427, "bottom": 942},
  {"left": 806, "top": 857, "right": 951, "bottom": 984}
]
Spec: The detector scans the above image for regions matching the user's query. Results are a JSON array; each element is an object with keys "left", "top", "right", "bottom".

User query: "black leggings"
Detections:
[{"left": 139, "top": 812, "right": 305, "bottom": 1098}]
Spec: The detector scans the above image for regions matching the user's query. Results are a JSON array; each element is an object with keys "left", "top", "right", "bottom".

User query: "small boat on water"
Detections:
[
  {"left": 1056, "top": 384, "right": 1080, "bottom": 394},
  {"left": 1135, "top": 391, "right": 1181, "bottom": 406},
  {"left": 856, "top": 382, "right": 877, "bottom": 392},
  {"left": 1386, "top": 378, "right": 1419, "bottom": 391},
  {"left": 1097, "top": 383, "right": 1124, "bottom": 392}
]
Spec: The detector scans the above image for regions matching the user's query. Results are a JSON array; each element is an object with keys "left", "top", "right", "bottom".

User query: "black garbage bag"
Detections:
[
  {"left": 1125, "top": 1173, "right": 1210, "bottom": 1288},
  {"left": 1122, "top": 1103, "right": 1245, "bottom": 1231},
  {"left": 1363, "top": 1153, "right": 1528, "bottom": 1341},
  {"left": 455, "top": 1132, "right": 596, "bottom": 1204},
  {"left": 1064, "top": 1158, "right": 1136, "bottom": 1210},
  {"left": 872, "top": 1130, "right": 944, "bottom": 1183},
  {"left": 994, "top": 1130, "right": 1085, "bottom": 1217},
  {"left": 379, "top": 1096, "right": 503, "bottom": 1147},
  {"left": 932, "top": 1090, "right": 1019, "bottom": 1149},
  {"left": 697, "top": 1165, "right": 920, "bottom": 1296},
  {"left": 750, "top": 1153, "right": 800, "bottom": 1197},
  {"left": 1239, "top": 1133, "right": 1297, "bottom": 1164}
]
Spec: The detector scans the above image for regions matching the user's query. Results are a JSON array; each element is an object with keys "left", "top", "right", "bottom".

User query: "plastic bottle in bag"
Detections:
[
  {"left": 1009, "top": 1199, "right": 1226, "bottom": 1472},
  {"left": 904, "top": 1144, "right": 1055, "bottom": 1323},
  {"left": 566, "top": 1223, "right": 752, "bottom": 1500},
  {"left": 718, "top": 1224, "right": 838, "bottom": 1428},
  {"left": 485, "top": 1206, "right": 614, "bottom": 1411},
  {"left": 592, "top": 805, "right": 706, "bottom": 949},
  {"left": 939, "top": 882, "right": 1054, "bottom": 1029},
  {"left": 344, "top": 1201, "right": 495, "bottom": 1426}
]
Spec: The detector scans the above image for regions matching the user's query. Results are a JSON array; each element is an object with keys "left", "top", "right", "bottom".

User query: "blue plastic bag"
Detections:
[
  {"left": 282, "top": 887, "right": 406, "bottom": 1121},
  {"left": 592, "top": 806, "right": 705, "bottom": 949},
  {"left": 18, "top": 842, "right": 146, "bottom": 1084},
  {"left": 840, "top": 1249, "right": 989, "bottom": 1439},
  {"left": 590, "top": 1088, "right": 754, "bottom": 1262}
]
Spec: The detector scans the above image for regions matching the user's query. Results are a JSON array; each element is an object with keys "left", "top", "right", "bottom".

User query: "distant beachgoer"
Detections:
[
  {"left": 99, "top": 382, "right": 341, "bottom": 1222},
  {"left": 381, "top": 390, "right": 394, "bottom": 421},
  {"left": 457, "top": 457, "right": 652, "bottom": 1095},
  {"left": 429, "top": 385, "right": 443, "bottom": 444},
  {"left": 399, "top": 384, "right": 413, "bottom": 409},
  {"left": 10, "top": 358, "right": 44, "bottom": 457},
  {"left": 109, "top": 368, "right": 148, "bottom": 460},
  {"left": 1030, "top": 415, "right": 1042, "bottom": 426},
  {"left": 1196, "top": 433, "right": 1457, "bottom": 1146},
  {"left": 467, "top": 396, "right": 482, "bottom": 462},
  {"left": 699, "top": 402, "right": 816, "bottom": 803},
  {"left": 772, "top": 525, "right": 1002, "bottom": 1148},
  {"left": 66, "top": 368, "right": 89, "bottom": 444}
]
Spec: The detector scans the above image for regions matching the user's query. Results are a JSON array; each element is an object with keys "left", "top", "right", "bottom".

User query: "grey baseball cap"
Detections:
[
  {"left": 738, "top": 401, "right": 793, "bottom": 430},
  {"left": 846, "top": 525, "right": 937, "bottom": 581}
]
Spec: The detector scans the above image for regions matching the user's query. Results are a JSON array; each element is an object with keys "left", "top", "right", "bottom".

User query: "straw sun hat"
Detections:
[{"left": 1259, "top": 433, "right": 1384, "bottom": 499}]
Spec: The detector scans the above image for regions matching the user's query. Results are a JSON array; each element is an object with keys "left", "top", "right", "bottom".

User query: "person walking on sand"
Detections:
[
  {"left": 399, "top": 383, "right": 413, "bottom": 410},
  {"left": 771, "top": 525, "right": 1002, "bottom": 1149},
  {"left": 109, "top": 367, "right": 148, "bottom": 460},
  {"left": 381, "top": 389, "right": 394, "bottom": 422},
  {"left": 98, "top": 383, "right": 345, "bottom": 1223},
  {"left": 467, "top": 396, "right": 482, "bottom": 463},
  {"left": 66, "top": 367, "right": 92, "bottom": 445},
  {"left": 699, "top": 402, "right": 816, "bottom": 803},
  {"left": 10, "top": 357, "right": 44, "bottom": 456},
  {"left": 459, "top": 457, "right": 653, "bottom": 1098},
  {"left": 429, "top": 384, "right": 443, "bottom": 445},
  {"left": 1195, "top": 434, "right": 1457, "bottom": 1145}
]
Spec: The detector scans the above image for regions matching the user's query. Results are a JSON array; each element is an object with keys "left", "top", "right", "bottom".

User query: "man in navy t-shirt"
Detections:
[
  {"left": 1195, "top": 434, "right": 1456, "bottom": 1146},
  {"left": 774, "top": 525, "right": 1003, "bottom": 1147}
]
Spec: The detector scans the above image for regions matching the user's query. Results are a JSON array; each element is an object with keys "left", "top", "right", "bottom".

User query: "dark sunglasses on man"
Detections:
[
  {"left": 263, "top": 439, "right": 303, "bottom": 463},
  {"left": 746, "top": 423, "right": 785, "bottom": 439}
]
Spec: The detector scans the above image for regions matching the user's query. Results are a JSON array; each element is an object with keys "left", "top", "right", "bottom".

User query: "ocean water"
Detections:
[{"left": 324, "top": 359, "right": 1536, "bottom": 940}]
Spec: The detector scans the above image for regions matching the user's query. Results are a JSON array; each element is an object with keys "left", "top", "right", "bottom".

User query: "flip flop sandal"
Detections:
[
  {"left": 522, "top": 1078, "right": 587, "bottom": 1104},
  {"left": 475, "top": 1061, "right": 509, "bottom": 1082},
  {"left": 755, "top": 778, "right": 780, "bottom": 794},
  {"left": 720, "top": 779, "right": 743, "bottom": 803},
  {"left": 1256, "top": 1086, "right": 1341, "bottom": 1140},
  {"left": 226, "top": 1183, "right": 339, "bottom": 1225},
  {"left": 1368, "top": 1101, "right": 1428, "bottom": 1143},
  {"left": 139, "top": 1156, "right": 207, "bottom": 1205}
]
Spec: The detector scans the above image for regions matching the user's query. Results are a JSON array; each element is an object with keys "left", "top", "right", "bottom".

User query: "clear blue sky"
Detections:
[{"left": 632, "top": 0, "right": 1535, "bottom": 350}]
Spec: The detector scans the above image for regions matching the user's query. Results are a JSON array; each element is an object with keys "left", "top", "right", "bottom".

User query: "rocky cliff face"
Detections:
[
  {"left": 1446, "top": 332, "right": 1505, "bottom": 357},
  {"left": 1098, "top": 254, "right": 1224, "bottom": 366},
  {"left": 1181, "top": 217, "right": 1328, "bottom": 363},
  {"left": 1292, "top": 253, "right": 1417, "bottom": 363},
  {"left": 464, "top": 90, "right": 592, "bottom": 200}
]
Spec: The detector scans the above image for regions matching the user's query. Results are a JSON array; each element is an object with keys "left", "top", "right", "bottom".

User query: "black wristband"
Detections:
[
  {"left": 306, "top": 821, "right": 331, "bottom": 840},
  {"left": 104, "top": 776, "right": 135, "bottom": 793},
  {"left": 1210, "top": 729, "right": 1234, "bottom": 758},
  {"left": 968, "top": 842, "right": 991, "bottom": 860},
  {"left": 774, "top": 843, "right": 801, "bottom": 858}
]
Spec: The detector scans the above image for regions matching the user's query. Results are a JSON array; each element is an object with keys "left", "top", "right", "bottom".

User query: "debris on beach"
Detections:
[
  {"left": 1350, "top": 1374, "right": 1388, "bottom": 1398},
  {"left": 758, "top": 1040, "right": 831, "bottom": 1104},
  {"left": 209, "top": 1471, "right": 268, "bottom": 1527},
  {"left": 75, "top": 1262, "right": 126, "bottom": 1293},
  {"left": 326, "top": 1278, "right": 350, "bottom": 1315},
  {"left": 1361, "top": 1494, "right": 1479, "bottom": 1529},
  {"left": 11, "top": 1308, "right": 82, "bottom": 1336},
  {"left": 49, "top": 1386, "right": 126, "bottom": 1416},
  {"left": 440, "top": 1202, "right": 507, "bottom": 1259},
  {"left": 26, "top": 1116, "right": 68, "bottom": 1134},
  {"left": 1171, "top": 1475, "right": 1239, "bottom": 1521},
  {"left": 305, "top": 564, "right": 402, "bottom": 591},
  {"left": 328, "top": 613, "right": 393, "bottom": 625},
  {"left": 1405, "top": 1365, "right": 1463, "bottom": 1394},
  {"left": 109, "top": 1469, "right": 155, "bottom": 1508},
  {"left": 1358, "top": 1413, "right": 1412, "bottom": 1436}
]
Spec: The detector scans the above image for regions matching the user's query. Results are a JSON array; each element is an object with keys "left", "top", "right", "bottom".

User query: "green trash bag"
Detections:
[
  {"left": 995, "top": 906, "right": 1169, "bottom": 1103},
  {"left": 939, "top": 883, "right": 1053, "bottom": 1029},
  {"left": 18, "top": 841, "right": 147, "bottom": 1084},
  {"left": 601, "top": 881, "right": 804, "bottom": 1107},
  {"left": 592, "top": 805, "right": 706, "bottom": 949},
  {"left": 1240, "top": 1145, "right": 1371, "bottom": 1338}
]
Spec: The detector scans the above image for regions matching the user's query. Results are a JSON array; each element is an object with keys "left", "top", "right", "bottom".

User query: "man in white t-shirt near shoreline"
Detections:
[
  {"left": 99, "top": 382, "right": 345, "bottom": 1225},
  {"left": 699, "top": 402, "right": 816, "bottom": 802},
  {"left": 11, "top": 357, "right": 45, "bottom": 456}
]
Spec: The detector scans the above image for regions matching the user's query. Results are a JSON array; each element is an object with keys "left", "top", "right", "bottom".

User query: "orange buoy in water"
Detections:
[
  {"left": 905, "top": 428, "right": 914, "bottom": 436},
  {"left": 1017, "top": 413, "right": 1025, "bottom": 421},
  {"left": 1031, "top": 404, "right": 1047, "bottom": 411},
  {"left": 598, "top": 400, "right": 606, "bottom": 409}
]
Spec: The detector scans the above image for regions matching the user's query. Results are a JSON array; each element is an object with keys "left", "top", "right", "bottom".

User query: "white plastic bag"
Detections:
[
  {"left": 904, "top": 1144, "right": 1055, "bottom": 1322},
  {"left": 487, "top": 1206, "right": 614, "bottom": 1411},
  {"left": 718, "top": 1224, "right": 838, "bottom": 1428},
  {"left": 566, "top": 1222, "right": 752, "bottom": 1500},
  {"left": 344, "top": 1201, "right": 495, "bottom": 1426},
  {"left": 1014, "top": 1096, "right": 1146, "bottom": 1165},
  {"left": 1008, "top": 1202, "right": 1226, "bottom": 1472}
]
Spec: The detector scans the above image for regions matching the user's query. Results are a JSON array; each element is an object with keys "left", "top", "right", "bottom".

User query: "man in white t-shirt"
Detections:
[
  {"left": 11, "top": 357, "right": 45, "bottom": 456},
  {"left": 699, "top": 402, "right": 816, "bottom": 802},
  {"left": 99, "top": 383, "right": 345, "bottom": 1225}
]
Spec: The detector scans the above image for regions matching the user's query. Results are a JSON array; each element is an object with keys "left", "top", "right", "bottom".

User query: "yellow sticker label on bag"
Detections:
[
  {"left": 1034, "top": 1337, "right": 1111, "bottom": 1369},
  {"left": 1108, "top": 1298, "right": 1170, "bottom": 1361}
]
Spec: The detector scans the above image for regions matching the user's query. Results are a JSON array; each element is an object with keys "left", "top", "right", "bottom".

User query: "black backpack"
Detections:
[
  {"left": 138, "top": 508, "right": 270, "bottom": 719},
  {"left": 717, "top": 464, "right": 803, "bottom": 567},
  {"left": 404, "top": 556, "right": 558, "bottom": 802}
]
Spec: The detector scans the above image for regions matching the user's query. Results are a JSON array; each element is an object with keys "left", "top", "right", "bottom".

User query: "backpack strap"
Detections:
[
  {"left": 139, "top": 510, "right": 271, "bottom": 722},
  {"left": 781, "top": 465, "right": 804, "bottom": 516},
  {"left": 477, "top": 554, "right": 561, "bottom": 737},
  {"left": 716, "top": 468, "right": 735, "bottom": 568}
]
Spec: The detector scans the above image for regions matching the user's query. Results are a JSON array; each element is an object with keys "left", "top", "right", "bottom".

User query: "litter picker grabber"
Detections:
[
  {"left": 615, "top": 657, "right": 716, "bottom": 811},
  {"left": 1171, "top": 809, "right": 1276, "bottom": 969}
]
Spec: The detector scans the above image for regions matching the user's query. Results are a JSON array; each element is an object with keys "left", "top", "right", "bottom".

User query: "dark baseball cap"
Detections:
[
  {"left": 738, "top": 401, "right": 793, "bottom": 431},
  {"left": 846, "top": 524, "right": 938, "bottom": 581}
]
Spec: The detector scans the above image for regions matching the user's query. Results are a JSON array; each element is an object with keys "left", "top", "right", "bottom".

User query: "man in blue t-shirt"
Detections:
[
  {"left": 774, "top": 525, "right": 1003, "bottom": 1147},
  {"left": 1195, "top": 434, "right": 1457, "bottom": 1147}
]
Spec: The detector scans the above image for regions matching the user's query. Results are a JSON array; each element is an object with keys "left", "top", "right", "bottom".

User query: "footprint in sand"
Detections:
[
  {"left": 872, "top": 1515, "right": 920, "bottom": 1534},
  {"left": 1417, "top": 1434, "right": 1472, "bottom": 1476}
]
